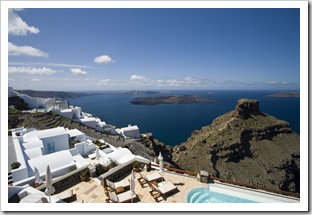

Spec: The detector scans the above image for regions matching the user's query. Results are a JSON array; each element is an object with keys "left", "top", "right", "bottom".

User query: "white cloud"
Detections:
[
  {"left": 154, "top": 77, "right": 202, "bottom": 87},
  {"left": 8, "top": 66, "right": 57, "bottom": 75},
  {"left": 8, "top": 42, "right": 48, "bottom": 57},
  {"left": 70, "top": 68, "right": 87, "bottom": 75},
  {"left": 130, "top": 75, "right": 149, "bottom": 82},
  {"left": 31, "top": 79, "right": 41, "bottom": 82},
  {"left": 9, "top": 61, "right": 93, "bottom": 69},
  {"left": 98, "top": 79, "right": 111, "bottom": 86},
  {"left": 85, "top": 78, "right": 97, "bottom": 81},
  {"left": 266, "top": 81, "right": 278, "bottom": 84},
  {"left": 94, "top": 55, "right": 114, "bottom": 64},
  {"left": 8, "top": 9, "right": 40, "bottom": 36}
]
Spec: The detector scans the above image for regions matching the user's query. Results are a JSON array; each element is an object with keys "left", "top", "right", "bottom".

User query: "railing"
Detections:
[
  {"left": 151, "top": 163, "right": 300, "bottom": 199},
  {"left": 151, "top": 163, "right": 197, "bottom": 177}
]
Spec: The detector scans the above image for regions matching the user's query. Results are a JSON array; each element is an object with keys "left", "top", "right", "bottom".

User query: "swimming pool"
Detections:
[{"left": 187, "top": 187, "right": 257, "bottom": 203}]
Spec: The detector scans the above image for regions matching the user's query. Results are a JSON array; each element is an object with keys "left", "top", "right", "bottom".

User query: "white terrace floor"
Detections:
[{"left": 54, "top": 169, "right": 205, "bottom": 203}]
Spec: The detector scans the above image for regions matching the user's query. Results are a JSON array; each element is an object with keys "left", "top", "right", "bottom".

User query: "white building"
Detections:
[
  {"left": 9, "top": 127, "right": 91, "bottom": 186},
  {"left": 52, "top": 105, "right": 117, "bottom": 134},
  {"left": 116, "top": 125, "right": 141, "bottom": 139},
  {"left": 9, "top": 126, "right": 147, "bottom": 187},
  {"left": 15, "top": 93, "right": 56, "bottom": 109},
  {"left": 8, "top": 86, "right": 68, "bottom": 110}
]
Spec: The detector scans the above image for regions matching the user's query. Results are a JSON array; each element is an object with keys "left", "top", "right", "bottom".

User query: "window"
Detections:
[{"left": 46, "top": 142, "right": 55, "bottom": 154}]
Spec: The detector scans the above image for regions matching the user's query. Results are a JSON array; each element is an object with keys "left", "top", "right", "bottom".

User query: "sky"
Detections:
[{"left": 7, "top": 8, "right": 300, "bottom": 91}]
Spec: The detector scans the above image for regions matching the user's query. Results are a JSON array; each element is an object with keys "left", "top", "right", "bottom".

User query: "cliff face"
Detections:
[{"left": 172, "top": 98, "right": 300, "bottom": 193}]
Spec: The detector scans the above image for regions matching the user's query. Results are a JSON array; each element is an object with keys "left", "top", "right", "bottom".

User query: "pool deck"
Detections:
[
  {"left": 53, "top": 168, "right": 299, "bottom": 204},
  {"left": 54, "top": 169, "right": 206, "bottom": 203}
]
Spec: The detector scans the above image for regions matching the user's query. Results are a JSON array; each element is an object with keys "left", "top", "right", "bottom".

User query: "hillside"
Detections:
[
  {"left": 8, "top": 112, "right": 173, "bottom": 166},
  {"left": 172, "top": 98, "right": 300, "bottom": 193}
]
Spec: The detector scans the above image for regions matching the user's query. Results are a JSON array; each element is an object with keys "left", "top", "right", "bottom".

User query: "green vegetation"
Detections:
[
  {"left": 11, "top": 162, "right": 21, "bottom": 170},
  {"left": 79, "top": 168, "right": 89, "bottom": 177},
  {"left": 8, "top": 109, "right": 22, "bottom": 114},
  {"left": 95, "top": 164, "right": 107, "bottom": 176},
  {"left": 108, "top": 159, "right": 119, "bottom": 168},
  {"left": 95, "top": 159, "right": 119, "bottom": 176},
  {"left": 132, "top": 161, "right": 139, "bottom": 168},
  {"left": 68, "top": 166, "right": 77, "bottom": 172},
  {"left": 93, "top": 139, "right": 110, "bottom": 150}
]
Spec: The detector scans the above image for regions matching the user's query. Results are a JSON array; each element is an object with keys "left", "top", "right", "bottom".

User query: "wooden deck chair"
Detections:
[
  {"left": 138, "top": 172, "right": 163, "bottom": 188},
  {"left": 107, "top": 190, "right": 137, "bottom": 203},
  {"left": 106, "top": 179, "right": 130, "bottom": 192},
  {"left": 149, "top": 181, "right": 178, "bottom": 202}
]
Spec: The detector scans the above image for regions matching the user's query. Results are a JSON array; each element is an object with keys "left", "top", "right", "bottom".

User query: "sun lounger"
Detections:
[
  {"left": 149, "top": 181, "right": 178, "bottom": 202},
  {"left": 107, "top": 190, "right": 137, "bottom": 203},
  {"left": 105, "top": 179, "right": 130, "bottom": 193},
  {"left": 138, "top": 172, "right": 163, "bottom": 188}
]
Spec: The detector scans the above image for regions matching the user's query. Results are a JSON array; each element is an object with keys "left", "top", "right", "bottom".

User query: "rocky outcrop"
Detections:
[
  {"left": 8, "top": 96, "right": 29, "bottom": 110},
  {"left": 172, "top": 98, "right": 300, "bottom": 193},
  {"left": 235, "top": 98, "right": 261, "bottom": 119}
]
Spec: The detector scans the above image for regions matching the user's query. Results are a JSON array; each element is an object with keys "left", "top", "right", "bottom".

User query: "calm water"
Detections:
[{"left": 67, "top": 90, "right": 300, "bottom": 146}]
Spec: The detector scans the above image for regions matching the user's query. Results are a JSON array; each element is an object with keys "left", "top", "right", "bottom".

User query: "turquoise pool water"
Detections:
[{"left": 187, "top": 188, "right": 257, "bottom": 203}]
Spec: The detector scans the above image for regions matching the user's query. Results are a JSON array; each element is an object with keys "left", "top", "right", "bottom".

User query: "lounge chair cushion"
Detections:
[
  {"left": 109, "top": 192, "right": 118, "bottom": 202},
  {"left": 115, "top": 180, "right": 130, "bottom": 188},
  {"left": 106, "top": 180, "right": 116, "bottom": 190},
  {"left": 153, "top": 181, "right": 177, "bottom": 195},
  {"left": 106, "top": 179, "right": 130, "bottom": 190},
  {"left": 142, "top": 172, "right": 162, "bottom": 182},
  {"left": 18, "top": 191, "right": 28, "bottom": 199},
  {"left": 117, "top": 190, "right": 136, "bottom": 203}
]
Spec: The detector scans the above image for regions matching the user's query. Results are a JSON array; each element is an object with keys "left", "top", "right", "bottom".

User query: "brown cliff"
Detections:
[{"left": 172, "top": 98, "right": 300, "bottom": 193}]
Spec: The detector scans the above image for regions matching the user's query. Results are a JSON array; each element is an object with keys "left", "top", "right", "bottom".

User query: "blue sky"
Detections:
[{"left": 8, "top": 8, "right": 300, "bottom": 91}]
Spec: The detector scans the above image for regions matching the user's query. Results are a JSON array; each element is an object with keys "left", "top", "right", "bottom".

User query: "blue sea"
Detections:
[{"left": 66, "top": 90, "right": 300, "bottom": 146}]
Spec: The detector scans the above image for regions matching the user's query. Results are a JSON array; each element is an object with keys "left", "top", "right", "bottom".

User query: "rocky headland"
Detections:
[
  {"left": 130, "top": 94, "right": 218, "bottom": 105},
  {"left": 171, "top": 98, "right": 300, "bottom": 193}
]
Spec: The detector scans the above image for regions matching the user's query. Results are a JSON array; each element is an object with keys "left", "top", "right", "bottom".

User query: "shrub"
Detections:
[
  {"left": 132, "top": 161, "right": 139, "bottom": 168},
  {"left": 11, "top": 162, "right": 21, "bottom": 170},
  {"left": 79, "top": 168, "right": 89, "bottom": 177},
  {"left": 108, "top": 159, "right": 119, "bottom": 169},
  {"left": 95, "top": 164, "right": 107, "bottom": 176},
  {"left": 68, "top": 166, "right": 77, "bottom": 172}
]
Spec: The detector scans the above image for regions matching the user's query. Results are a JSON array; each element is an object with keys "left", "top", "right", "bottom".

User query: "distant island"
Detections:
[
  {"left": 16, "top": 90, "right": 165, "bottom": 99},
  {"left": 116, "top": 90, "right": 168, "bottom": 95},
  {"left": 268, "top": 92, "right": 300, "bottom": 98},
  {"left": 130, "top": 95, "right": 219, "bottom": 105}
]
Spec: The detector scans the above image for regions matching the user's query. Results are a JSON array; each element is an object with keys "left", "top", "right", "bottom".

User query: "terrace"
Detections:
[
  {"left": 50, "top": 164, "right": 299, "bottom": 204},
  {"left": 53, "top": 169, "right": 204, "bottom": 203}
]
